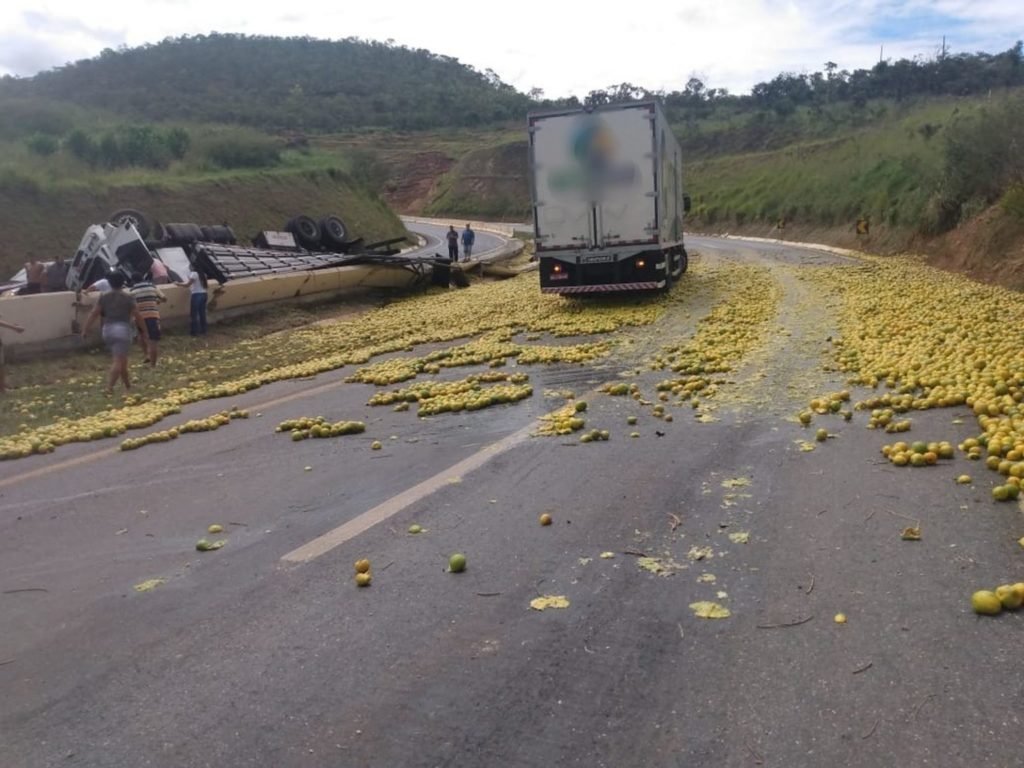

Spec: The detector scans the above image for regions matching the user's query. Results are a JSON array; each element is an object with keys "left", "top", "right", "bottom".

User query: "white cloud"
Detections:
[{"left": 0, "top": 0, "right": 1020, "bottom": 96}]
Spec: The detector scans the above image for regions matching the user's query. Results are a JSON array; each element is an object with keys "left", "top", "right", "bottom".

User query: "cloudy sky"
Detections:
[{"left": 0, "top": 1, "right": 1020, "bottom": 97}]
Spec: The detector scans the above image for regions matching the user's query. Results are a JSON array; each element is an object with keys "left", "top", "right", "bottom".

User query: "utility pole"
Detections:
[{"left": 879, "top": 45, "right": 884, "bottom": 63}]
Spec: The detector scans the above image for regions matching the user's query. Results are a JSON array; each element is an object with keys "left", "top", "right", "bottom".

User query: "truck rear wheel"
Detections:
[
  {"left": 678, "top": 248, "right": 689, "bottom": 274},
  {"left": 286, "top": 215, "right": 322, "bottom": 251},
  {"left": 320, "top": 216, "right": 349, "bottom": 251},
  {"left": 108, "top": 208, "right": 152, "bottom": 240},
  {"left": 165, "top": 223, "right": 203, "bottom": 244}
]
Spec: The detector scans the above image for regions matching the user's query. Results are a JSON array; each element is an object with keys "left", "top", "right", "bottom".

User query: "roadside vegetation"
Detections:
[{"left": 0, "top": 34, "right": 1022, "bottom": 272}]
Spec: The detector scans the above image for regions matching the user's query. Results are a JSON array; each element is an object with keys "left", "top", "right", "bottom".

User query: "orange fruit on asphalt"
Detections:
[
  {"left": 354, "top": 559, "right": 371, "bottom": 574},
  {"left": 539, "top": 513, "right": 553, "bottom": 526},
  {"left": 355, "top": 572, "right": 372, "bottom": 587}
]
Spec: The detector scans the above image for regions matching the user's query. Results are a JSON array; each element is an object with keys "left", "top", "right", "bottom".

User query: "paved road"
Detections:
[
  {"left": 402, "top": 220, "right": 506, "bottom": 262},
  {"left": 2, "top": 237, "right": 1020, "bottom": 768}
]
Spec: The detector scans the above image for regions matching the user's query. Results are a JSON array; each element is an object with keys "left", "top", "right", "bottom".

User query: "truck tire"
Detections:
[
  {"left": 200, "top": 225, "right": 237, "bottom": 244},
  {"left": 678, "top": 248, "right": 689, "bottom": 274},
  {"left": 661, "top": 258, "right": 673, "bottom": 293},
  {"left": 286, "top": 215, "right": 322, "bottom": 251},
  {"left": 320, "top": 216, "right": 348, "bottom": 251},
  {"left": 165, "top": 223, "right": 203, "bottom": 244},
  {"left": 108, "top": 208, "right": 152, "bottom": 240}
]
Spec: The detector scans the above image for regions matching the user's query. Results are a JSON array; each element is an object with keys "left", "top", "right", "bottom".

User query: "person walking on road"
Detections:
[
  {"left": 81, "top": 272, "right": 147, "bottom": 394},
  {"left": 0, "top": 317, "right": 25, "bottom": 393},
  {"left": 461, "top": 224, "right": 475, "bottom": 262},
  {"left": 446, "top": 225, "right": 459, "bottom": 262},
  {"left": 178, "top": 265, "right": 209, "bottom": 336},
  {"left": 130, "top": 271, "right": 165, "bottom": 366}
]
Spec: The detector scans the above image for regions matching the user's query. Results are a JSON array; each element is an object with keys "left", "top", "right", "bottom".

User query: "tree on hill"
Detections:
[{"left": 0, "top": 33, "right": 531, "bottom": 132}]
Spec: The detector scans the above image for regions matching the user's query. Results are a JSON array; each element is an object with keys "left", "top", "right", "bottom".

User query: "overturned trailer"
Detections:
[{"left": 67, "top": 209, "right": 417, "bottom": 291}]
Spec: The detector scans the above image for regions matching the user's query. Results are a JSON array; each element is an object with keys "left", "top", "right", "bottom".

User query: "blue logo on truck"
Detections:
[{"left": 549, "top": 115, "right": 637, "bottom": 196}]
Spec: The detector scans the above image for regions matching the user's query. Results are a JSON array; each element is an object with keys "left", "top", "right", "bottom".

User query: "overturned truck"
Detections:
[{"left": 67, "top": 209, "right": 412, "bottom": 291}]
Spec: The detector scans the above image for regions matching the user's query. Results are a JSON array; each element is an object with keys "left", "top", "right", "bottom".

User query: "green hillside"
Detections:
[{"left": 0, "top": 34, "right": 530, "bottom": 131}]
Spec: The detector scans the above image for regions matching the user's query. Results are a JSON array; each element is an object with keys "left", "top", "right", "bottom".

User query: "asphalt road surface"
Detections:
[
  {"left": 2, "top": 236, "right": 1021, "bottom": 768},
  {"left": 401, "top": 220, "right": 506, "bottom": 262}
]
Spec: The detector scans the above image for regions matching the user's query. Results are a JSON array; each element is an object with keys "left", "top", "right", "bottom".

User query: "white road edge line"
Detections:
[{"left": 280, "top": 422, "right": 535, "bottom": 564}]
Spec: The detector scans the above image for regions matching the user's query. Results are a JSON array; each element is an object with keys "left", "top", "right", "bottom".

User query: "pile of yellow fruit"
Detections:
[
  {"left": 796, "top": 257, "right": 1024, "bottom": 493},
  {"left": 972, "top": 584, "right": 1024, "bottom": 615},
  {"left": 120, "top": 407, "right": 248, "bottom": 451},
  {"left": 2, "top": 271, "right": 676, "bottom": 461},
  {"left": 276, "top": 417, "right": 367, "bottom": 441},
  {"left": 646, "top": 264, "right": 782, "bottom": 408},
  {"left": 536, "top": 401, "right": 588, "bottom": 437},
  {"left": 879, "top": 440, "right": 955, "bottom": 468},
  {"left": 366, "top": 371, "right": 529, "bottom": 411}
]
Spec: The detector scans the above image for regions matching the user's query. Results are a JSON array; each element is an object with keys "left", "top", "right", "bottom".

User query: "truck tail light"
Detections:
[
  {"left": 636, "top": 259, "right": 646, "bottom": 268},
  {"left": 553, "top": 264, "right": 562, "bottom": 273}
]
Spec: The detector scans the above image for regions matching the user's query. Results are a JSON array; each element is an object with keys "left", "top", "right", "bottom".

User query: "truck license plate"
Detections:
[{"left": 581, "top": 255, "right": 615, "bottom": 263}]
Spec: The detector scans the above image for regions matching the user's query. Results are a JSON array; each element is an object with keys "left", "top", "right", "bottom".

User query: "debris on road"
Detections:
[
  {"left": 689, "top": 601, "right": 731, "bottom": 619},
  {"left": 530, "top": 595, "right": 569, "bottom": 611},
  {"left": 900, "top": 526, "right": 922, "bottom": 541},
  {"left": 448, "top": 553, "right": 467, "bottom": 573},
  {"left": 407, "top": 524, "right": 423, "bottom": 534},
  {"left": 599, "top": 551, "right": 615, "bottom": 559},
  {"left": 728, "top": 531, "right": 750, "bottom": 544},
  {"left": 834, "top": 613, "right": 848, "bottom": 624},
  {"left": 756, "top": 615, "right": 814, "bottom": 629},
  {"left": 539, "top": 513, "right": 553, "bottom": 526},
  {"left": 686, "top": 546, "right": 714, "bottom": 561},
  {"left": 195, "top": 539, "right": 225, "bottom": 552},
  {"left": 133, "top": 578, "right": 165, "bottom": 592},
  {"left": 207, "top": 524, "right": 224, "bottom": 534}
]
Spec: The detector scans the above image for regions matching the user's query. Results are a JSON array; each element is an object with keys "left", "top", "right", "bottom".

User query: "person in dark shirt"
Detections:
[
  {"left": 44, "top": 255, "right": 69, "bottom": 292},
  {"left": 81, "top": 272, "right": 147, "bottom": 394},
  {"left": 446, "top": 226, "right": 459, "bottom": 262},
  {"left": 461, "top": 225, "right": 475, "bottom": 262}
]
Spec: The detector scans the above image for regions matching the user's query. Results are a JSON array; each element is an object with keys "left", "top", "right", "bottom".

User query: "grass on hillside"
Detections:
[{"left": 686, "top": 96, "right": 985, "bottom": 232}]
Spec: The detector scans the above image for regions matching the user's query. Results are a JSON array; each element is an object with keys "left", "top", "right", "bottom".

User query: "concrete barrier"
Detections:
[{"left": 0, "top": 263, "right": 422, "bottom": 359}]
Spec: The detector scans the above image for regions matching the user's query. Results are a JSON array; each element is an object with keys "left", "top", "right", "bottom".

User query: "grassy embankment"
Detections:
[
  {"left": 378, "top": 96, "right": 978, "bottom": 235},
  {"left": 0, "top": 109, "right": 406, "bottom": 275}
]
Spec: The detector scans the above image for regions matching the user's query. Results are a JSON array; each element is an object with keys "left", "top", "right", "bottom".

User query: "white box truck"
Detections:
[{"left": 528, "top": 101, "right": 690, "bottom": 294}]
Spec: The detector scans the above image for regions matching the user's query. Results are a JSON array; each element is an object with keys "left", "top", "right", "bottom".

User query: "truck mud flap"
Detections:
[{"left": 542, "top": 280, "right": 664, "bottom": 294}]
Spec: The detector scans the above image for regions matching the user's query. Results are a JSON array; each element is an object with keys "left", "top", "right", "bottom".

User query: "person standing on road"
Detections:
[
  {"left": 23, "top": 258, "right": 44, "bottom": 295},
  {"left": 0, "top": 317, "right": 26, "bottom": 393},
  {"left": 130, "top": 271, "right": 165, "bottom": 366},
  {"left": 446, "top": 225, "right": 459, "bottom": 262},
  {"left": 81, "top": 272, "right": 147, "bottom": 394},
  {"left": 177, "top": 266, "right": 209, "bottom": 336},
  {"left": 44, "top": 255, "right": 69, "bottom": 292},
  {"left": 461, "top": 224, "right": 475, "bottom": 262}
]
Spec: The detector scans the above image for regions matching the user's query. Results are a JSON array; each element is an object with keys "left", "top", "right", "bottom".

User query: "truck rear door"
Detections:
[{"left": 530, "top": 104, "right": 657, "bottom": 253}]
